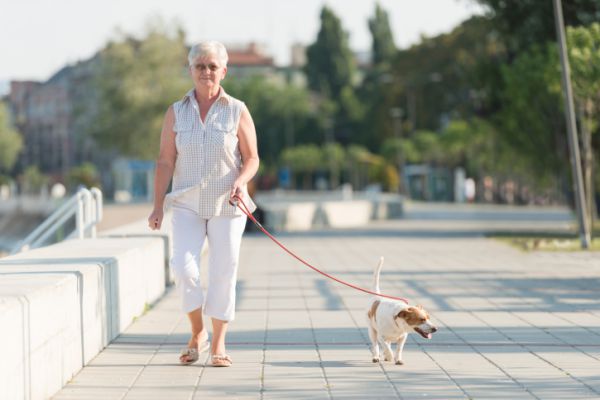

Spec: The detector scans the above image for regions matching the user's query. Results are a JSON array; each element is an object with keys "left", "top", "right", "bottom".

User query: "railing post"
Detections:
[
  {"left": 90, "top": 187, "right": 103, "bottom": 238},
  {"left": 75, "top": 189, "right": 91, "bottom": 239}
]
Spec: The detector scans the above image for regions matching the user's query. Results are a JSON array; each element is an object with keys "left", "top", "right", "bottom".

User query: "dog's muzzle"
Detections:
[{"left": 414, "top": 325, "right": 437, "bottom": 339}]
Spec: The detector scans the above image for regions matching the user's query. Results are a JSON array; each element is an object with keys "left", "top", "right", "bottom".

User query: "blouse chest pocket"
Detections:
[
  {"left": 175, "top": 120, "right": 195, "bottom": 150},
  {"left": 210, "top": 119, "right": 237, "bottom": 147}
]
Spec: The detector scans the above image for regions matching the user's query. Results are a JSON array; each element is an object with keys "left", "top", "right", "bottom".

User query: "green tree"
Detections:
[
  {"left": 86, "top": 23, "right": 189, "bottom": 160},
  {"left": 381, "top": 138, "right": 420, "bottom": 165},
  {"left": 67, "top": 162, "right": 101, "bottom": 191},
  {"left": 223, "top": 76, "right": 317, "bottom": 166},
  {"left": 473, "top": 0, "right": 600, "bottom": 54},
  {"left": 369, "top": 158, "right": 400, "bottom": 192},
  {"left": 346, "top": 145, "right": 377, "bottom": 189},
  {"left": 357, "top": 3, "right": 399, "bottom": 149},
  {"left": 368, "top": 2, "right": 396, "bottom": 66},
  {"left": 497, "top": 43, "right": 566, "bottom": 184},
  {"left": 380, "top": 16, "right": 504, "bottom": 144},
  {"left": 304, "top": 6, "right": 364, "bottom": 144},
  {"left": 322, "top": 142, "right": 345, "bottom": 188},
  {"left": 0, "top": 102, "right": 23, "bottom": 172},
  {"left": 280, "top": 144, "right": 323, "bottom": 189},
  {"left": 304, "top": 6, "right": 356, "bottom": 98},
  {"left": 439, "top": 118, "right": 498, "bottom": 177},
  {"left": 21, "top": 165, "right": 48, "bottom": 195},
  {"left": 567, "top": 22, "right": 600, "bottom": 220}
]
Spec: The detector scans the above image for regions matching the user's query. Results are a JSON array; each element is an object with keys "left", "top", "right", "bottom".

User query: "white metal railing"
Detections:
[{"left": 11, "top": 187, "right": 103, "bottom": 254}]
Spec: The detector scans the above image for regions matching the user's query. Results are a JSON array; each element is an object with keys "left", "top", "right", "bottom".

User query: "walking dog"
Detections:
[{"left": 366, "top": 257, "right": 437, "bottom": 365}]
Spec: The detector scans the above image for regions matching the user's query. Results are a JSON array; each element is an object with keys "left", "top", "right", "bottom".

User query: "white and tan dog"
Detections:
[{"left": 366, "top": 257, "right": 437, "bottom": 365}]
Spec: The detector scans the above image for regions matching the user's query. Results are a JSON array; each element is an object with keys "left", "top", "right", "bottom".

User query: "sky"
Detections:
[{"left": 0, "top": 0, "right": 485, "bottom": 88}]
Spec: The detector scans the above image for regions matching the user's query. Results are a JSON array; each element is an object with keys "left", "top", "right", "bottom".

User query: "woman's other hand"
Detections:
[{"left": 148, "top": 208, "right": 164, "bottom": 230}]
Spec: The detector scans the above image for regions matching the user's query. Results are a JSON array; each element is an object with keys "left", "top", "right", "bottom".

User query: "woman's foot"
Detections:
[
  {"left": 180, "top": 331, "right": 210, "bottom": 364},
  {"left": 211, "top": 354, "right": 232, "bottom": 367}
]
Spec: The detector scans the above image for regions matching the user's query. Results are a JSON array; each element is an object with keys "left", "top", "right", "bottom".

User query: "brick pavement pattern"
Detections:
[{"left": 53, "top": 222, "right": 600, "bottom": 399}]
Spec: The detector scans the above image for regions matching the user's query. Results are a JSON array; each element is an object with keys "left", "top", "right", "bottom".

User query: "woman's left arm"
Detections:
[{"left": 230, "top": 105, "right": 260, "bottom": 200}]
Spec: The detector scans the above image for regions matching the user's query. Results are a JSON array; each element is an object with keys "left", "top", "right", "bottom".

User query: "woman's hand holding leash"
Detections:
[{"left": 229, "top": 181, "right": 243, "bottom": 207}]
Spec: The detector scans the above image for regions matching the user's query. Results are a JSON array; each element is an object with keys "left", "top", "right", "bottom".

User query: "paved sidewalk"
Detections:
[{"left": 53, "top": 223, "right": 600, "bottom": 399}]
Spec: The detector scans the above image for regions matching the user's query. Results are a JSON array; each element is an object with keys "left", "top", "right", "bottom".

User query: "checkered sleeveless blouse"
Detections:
[{"left": 165, "top": 88, "right": 257, "bottom": 217}]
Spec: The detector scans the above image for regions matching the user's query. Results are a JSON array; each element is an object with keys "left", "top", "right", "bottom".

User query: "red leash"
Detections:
[{"left": 233, "top": 195, "right": 409, "bottom": 304}]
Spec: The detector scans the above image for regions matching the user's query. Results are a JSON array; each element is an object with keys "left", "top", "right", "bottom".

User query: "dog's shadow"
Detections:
[{"left": 265, "top": 361, "right": 364, "bottom": 368}]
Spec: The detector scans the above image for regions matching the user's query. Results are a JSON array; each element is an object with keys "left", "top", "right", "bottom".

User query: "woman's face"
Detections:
[{"left": 190, "top": 54, "right": 227, "bottom": 90}]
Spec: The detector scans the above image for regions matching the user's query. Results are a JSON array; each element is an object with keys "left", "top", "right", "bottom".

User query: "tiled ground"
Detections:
[{"left": 54, "top": 221, "right": 600, "bottom": 399}]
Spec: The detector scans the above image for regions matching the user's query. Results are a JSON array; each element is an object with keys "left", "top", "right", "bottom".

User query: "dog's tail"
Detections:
[{"left": 372, "top": 256, "right": 384, "bottom": 294}]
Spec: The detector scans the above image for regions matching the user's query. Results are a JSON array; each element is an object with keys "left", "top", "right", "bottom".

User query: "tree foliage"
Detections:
[
  {"left": 280, "top": 144, "right": 323, "bottom": 189},
  {"left": 67, "top": 162, "right": 101, "bottom": 191},
  {"left": 304, "top": 6, "right": 363, "bottom": 144},
  {"left": 304, "top": 6, "right": 356, "bottom": 98},
  {"left": 368, "top": 3, "right": 396, "bottom": 66},
  {"left": 497, "top": 43, "right": 566, "bottom": 179},
  {"left": 0, "top": 102, "right": 23, "bottom": 171},
  {"left": 86, "top": 23, "right": 190, "bottom": 160},
  {"left": 224, "top": 76, "right": 317, "bottom": 165},
  {"left": 356, "top": 3, "right": 399, "bottom": 149},
  {"left": 387, "top": 16, "right": 505, "bottom": 136},
  {"left": 568, "top": 22, "right": 600, "bottom": 133},
  {"left": 21, "top": 165, "right": 48, "bottom": 194},
  {"left": 474, "top": 0, "right": 600, "bottom": 54}
]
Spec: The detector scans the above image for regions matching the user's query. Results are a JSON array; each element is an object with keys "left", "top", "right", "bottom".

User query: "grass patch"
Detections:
[
  {"left": 497, "top": 236, "right": 600, "bottom": 251},
  {"left": 491, "top": 221, "right": 600, "bottom": 251}
]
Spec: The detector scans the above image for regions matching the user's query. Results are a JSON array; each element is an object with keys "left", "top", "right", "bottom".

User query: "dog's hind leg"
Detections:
[
  {"left": 368, "top": 326, "right": 380, "bottom": 362},
  {"left": 394, "top": 333, "right": 408, "bottom": 365}
]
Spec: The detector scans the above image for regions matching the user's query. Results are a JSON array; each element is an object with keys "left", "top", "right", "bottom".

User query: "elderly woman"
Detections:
[{"left": 148, "top": 41, "right": 259, "bottom": 367}]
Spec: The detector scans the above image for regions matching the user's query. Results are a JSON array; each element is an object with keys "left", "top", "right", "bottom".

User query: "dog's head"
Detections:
[{"left": 395, "top": 306, "right": 437, "bottom": 339}]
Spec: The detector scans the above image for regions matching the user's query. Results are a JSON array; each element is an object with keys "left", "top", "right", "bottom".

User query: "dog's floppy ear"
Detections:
[{"left": 396, "top": 307, "right": 415, "bottom": 320}]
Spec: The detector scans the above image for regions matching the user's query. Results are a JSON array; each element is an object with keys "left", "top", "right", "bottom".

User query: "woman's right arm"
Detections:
[{"left": 148, "top": 106, "right": 177, "bottom": 230}]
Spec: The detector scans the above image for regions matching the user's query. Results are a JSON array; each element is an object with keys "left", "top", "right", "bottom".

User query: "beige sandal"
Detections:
[
  {"left": 211, "top": 354, "right": 233, "bottom": 367},
  {"left": 179, "top": 340, "right": 210, "bottom": 365}
]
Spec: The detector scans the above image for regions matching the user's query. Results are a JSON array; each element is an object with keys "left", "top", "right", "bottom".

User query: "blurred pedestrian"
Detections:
[
  {"left": 148, "top": 41, "right": 259, "bottom": 368},
  {"left": 465, "top": 178, "right": 476, "bottom": 203}
]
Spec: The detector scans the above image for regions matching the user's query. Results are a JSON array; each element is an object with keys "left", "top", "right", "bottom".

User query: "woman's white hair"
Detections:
[{"left": 188, "top": 41, "right": 228, "bottom": 67}]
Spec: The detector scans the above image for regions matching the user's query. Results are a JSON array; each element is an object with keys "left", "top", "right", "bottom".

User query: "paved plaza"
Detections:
[{"left": 53, "top": 204, "right": 600, "bottom": 399}]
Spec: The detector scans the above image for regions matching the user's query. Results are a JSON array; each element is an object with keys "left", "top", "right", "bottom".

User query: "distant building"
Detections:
[
  {"left": 226, "top": 42, "right": 276, "bottom": 80},
  {"left": 7, "top": 57, "right": 115, "bottom": 191},
  {"left": 226, "top": 42, "right": 307, "bottom": 87},
  {"left": 290, "top": 43, "right": 307, "bottom": 68}
]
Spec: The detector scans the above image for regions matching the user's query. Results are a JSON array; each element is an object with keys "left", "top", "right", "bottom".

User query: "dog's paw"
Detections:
[
  {"left": 372, "top": 357, "right": 380, "bottom": 363},
  {"left": 395, "top": 360, "right": 404, "bottom": 365}
]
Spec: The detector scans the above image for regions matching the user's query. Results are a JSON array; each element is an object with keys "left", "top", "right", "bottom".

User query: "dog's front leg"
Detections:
[
  {"left": 368, "top": 327, "right": 380, "bottom": 362},
  {"left": 379, "top": 335, "right": 394, "bottom": 362},
  {"left": 394, "top": 333, "right": 408, "bottom": 365}
]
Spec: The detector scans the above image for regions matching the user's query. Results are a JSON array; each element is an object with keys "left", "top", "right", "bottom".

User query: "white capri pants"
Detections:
[{"left": 170, "top": 206, "right": 247, "bottom": 321}]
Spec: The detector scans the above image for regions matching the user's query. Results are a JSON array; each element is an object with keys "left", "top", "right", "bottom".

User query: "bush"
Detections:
[{"left": 67, "top": 162, "right": 101, "bottom": 191}]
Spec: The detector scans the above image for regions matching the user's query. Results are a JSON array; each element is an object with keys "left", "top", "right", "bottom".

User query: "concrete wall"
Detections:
[
  {"left": 254, "top": 190, "right": 404, "bottom": 231},
  {"left": 0, "top": 230, "right": 168, "bottom": 400}
]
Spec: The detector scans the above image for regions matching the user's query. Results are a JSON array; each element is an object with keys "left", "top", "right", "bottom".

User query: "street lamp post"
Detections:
[
  {"left": 389, "top": 107, "right": 403, "bottom": 139},
  {"left": 324, "top": 117, "right": 337, "bottom": 189},
  {"left": 553, "top": 0, "right": 591, "bottom": 249},
  {"left": 389, "top": 107, "right": 404, "bottom": 193}
]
